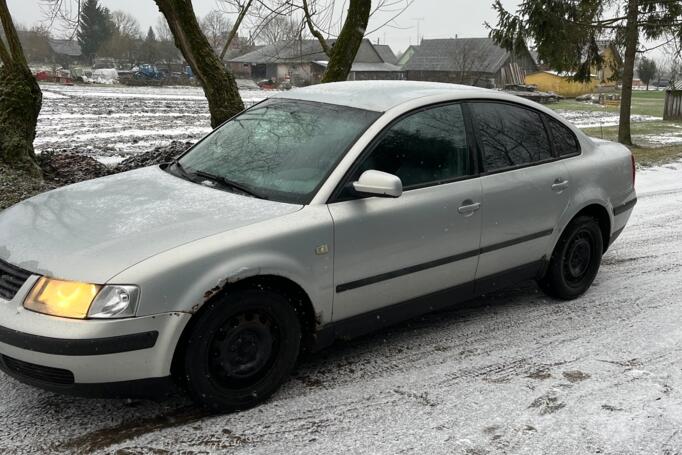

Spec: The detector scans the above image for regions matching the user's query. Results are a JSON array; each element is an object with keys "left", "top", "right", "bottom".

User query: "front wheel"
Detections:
[
  {"left": 182, "top": 288, "right": 301, "bottom": 412},
  {"left": 538, "top": 216, "right": 604, "bottom": 300}
]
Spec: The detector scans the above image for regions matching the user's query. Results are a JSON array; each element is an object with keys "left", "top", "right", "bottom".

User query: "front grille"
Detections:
[
  {"left": 0, "top": 258, "right": 32, "bottom": 301},
  {"left": 2, "top": 355, "right": 75, "bottom": 385}
]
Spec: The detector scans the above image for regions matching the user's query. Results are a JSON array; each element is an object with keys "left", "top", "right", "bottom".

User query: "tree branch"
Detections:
[
  {"left": 302, "top": 0, "right": 331, "bottom": 57},
  {"left": 220, "top": 0, "right": 254, "bottom": 60}
]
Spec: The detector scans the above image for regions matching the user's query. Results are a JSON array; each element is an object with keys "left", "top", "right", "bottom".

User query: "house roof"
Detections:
[
  {"left": 313, "top": 61, "right": 404, "bottom": 73},
  {"left": 223, "top": 46, "right": 263, "bottom": 61},
  {"left": 48, "top": 39, "right": 81, "bottom": 57},
  {"left": 373, "top": 44, "right": 398, "bottom": 65},
  {"left": 397, "top": 45, "right": 419, "bottom": 67},
  {"left": 229, "top": 39, "right": 383, "bottom": 65},
  {"left": 405, "top": 38, "right": 515, "bottom": 74},
  {"left": 230, "top": 39, "right": 326, "bottom": 64}
]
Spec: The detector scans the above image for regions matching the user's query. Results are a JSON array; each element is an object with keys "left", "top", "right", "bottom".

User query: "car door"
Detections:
[
  {"left": 328, "top": 103, "right": 483, "bottom": 322},
  {"left": 468, "top": 101, "right": 572, "bottom": 289}
]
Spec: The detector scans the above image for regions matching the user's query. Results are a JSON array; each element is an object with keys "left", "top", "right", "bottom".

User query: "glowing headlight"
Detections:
[{"left": 24, "top": 278, "right": 139, "bottom": 320}]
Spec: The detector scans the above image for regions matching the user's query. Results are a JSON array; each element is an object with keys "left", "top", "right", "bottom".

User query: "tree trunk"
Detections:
[
  {"left": 0, "top": 0, "right": 42, "bottom": 176},
  {"left": 320, "top": 0, "right": 371, "bottom": 83},
  {"left": 618, "top": 0, "right": 639, "bottom": 146},
  {"left": 154, "top": 0, "right": 244, "bottom": 128}
]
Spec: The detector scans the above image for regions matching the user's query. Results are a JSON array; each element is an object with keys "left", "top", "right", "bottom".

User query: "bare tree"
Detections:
[
  {"left": 154, "top": 0, "right": 244, "bottom": 127},
  {"left": 451, "top": 40, "right": 485, "bottom": 86},
  {"left": 16, "top": 24, "right": 53, "bottom": 63},
  {"left": 201, "top": 10, "right": 233, "bottom": 52},
  {"left": 302, "top": 0, "right": 371, "bottom": 82},
  {"left": 243, "top": 0, "right": 413, "bottom": 82},
  {"left": 39, "top": 0, "right": 82, "bottom": 39},
  {"left": 110, "top": 10, "right": 141, "bottom": 39},
  {"left": 0, "top": 0, "right": 43, "bottom": 176},
  {"left": 100, "top": 10, "right": 140, "bottom": 63},
  {"left": 255, "top": 14, "right": 300, "bottom": 44},
  {"left": 155, "top": 15, "right": 180, "bottom": 69}
]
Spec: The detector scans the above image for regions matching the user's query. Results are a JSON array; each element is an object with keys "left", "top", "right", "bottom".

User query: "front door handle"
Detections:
[
  {"left": 458, "top": 200, "right": 481, "bottom": 215},
  {"left": 552, "top": 179, "right": 569, "bottom": 192}
]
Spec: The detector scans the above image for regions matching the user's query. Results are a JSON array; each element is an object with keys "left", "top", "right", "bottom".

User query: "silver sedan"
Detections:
[{"left": 0, "top": 81, "right": 636, "bottom": 412}]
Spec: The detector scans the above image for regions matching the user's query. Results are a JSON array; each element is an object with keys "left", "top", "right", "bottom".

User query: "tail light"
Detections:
[{"left": 631, "top": 153, "right": 636, "bottom": 187}]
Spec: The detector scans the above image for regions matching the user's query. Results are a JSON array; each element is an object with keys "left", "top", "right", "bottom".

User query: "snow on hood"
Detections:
[{"left": 0, "top": 166, "right": 302, "bottom": 284}]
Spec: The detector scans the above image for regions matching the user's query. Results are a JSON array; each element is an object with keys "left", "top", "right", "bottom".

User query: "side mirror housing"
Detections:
[{"left": 352, "top": 170, "right": 403, "bottom": 198}]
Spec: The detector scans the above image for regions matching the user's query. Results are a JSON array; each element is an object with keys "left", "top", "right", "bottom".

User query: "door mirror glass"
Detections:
[{"left": 352, "top": 170, "right": 403, "bottom": 198}]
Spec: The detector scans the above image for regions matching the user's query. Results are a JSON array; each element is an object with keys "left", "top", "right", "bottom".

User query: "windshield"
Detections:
[{"left": 178, "top": 99, "right": 380, "bottom": 204}]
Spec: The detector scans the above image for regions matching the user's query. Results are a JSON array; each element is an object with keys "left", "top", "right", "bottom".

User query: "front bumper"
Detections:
[{"left": 0, "top": 276, "right": 192, "bottom": 397}]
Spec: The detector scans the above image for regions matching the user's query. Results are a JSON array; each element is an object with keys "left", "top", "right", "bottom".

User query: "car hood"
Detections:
[{"left": 0, "top": 166, "right": 302, "bottom": 283}]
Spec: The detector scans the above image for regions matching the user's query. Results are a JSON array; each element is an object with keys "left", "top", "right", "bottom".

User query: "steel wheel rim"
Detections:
[
  {"left": 563, "top": 230, "right": 594, "bottom": 285},
  {"left": 208, "top": 310, "right": 280, "bottom": 388}
]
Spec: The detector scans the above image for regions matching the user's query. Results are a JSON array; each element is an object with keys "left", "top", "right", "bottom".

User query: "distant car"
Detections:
[
  {"left": 257, "top": 79, "right": 277, "bottom": 90},
  {"left": 0, "top": 81, "right": 636, "bottom": 412}
]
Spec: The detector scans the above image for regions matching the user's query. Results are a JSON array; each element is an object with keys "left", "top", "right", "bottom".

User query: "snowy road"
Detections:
[{"left": 0, "top": 161, "right": 680, "bottom": 454}]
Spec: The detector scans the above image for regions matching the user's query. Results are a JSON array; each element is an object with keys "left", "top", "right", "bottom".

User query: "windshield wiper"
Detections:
[
  {"left": 171, "top": 160, "right": 194, "bottom": 181},
  {"left": 193, "top": 170, "right": 268, "bottom": 200}
]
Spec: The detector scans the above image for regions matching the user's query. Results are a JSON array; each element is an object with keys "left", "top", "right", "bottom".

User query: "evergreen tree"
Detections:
[
  {"left": 637, "top": 57, "right": 658, "bottom": 90},
  {"left": 77, "top": 0, "right": 113, "bottom": 63},
  {"left": 489, "top": 0, "right": 682, "bottom": 145},
  {"left": 142, "top": 26, "right": 159, "bottom": 64}
]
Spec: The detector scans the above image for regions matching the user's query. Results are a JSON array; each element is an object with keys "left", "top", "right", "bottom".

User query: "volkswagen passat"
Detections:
[{"left": 0, "top": 81, "right": 636, "bottom": 411}]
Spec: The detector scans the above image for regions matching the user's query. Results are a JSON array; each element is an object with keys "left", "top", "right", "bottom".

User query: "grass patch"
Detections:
[
  {"left": 552, "top": 90, "right": 666, "bottom": 118},
  {"left": 549, "top": 91, "right": 682, "bottom": 165},
  {"left": 582, "top": 120, "right": 682, "bottom": 142},
  {"left": 581, "top": 121, "right": 682, "bottom": 166},
  {"left": 630, "top": 145, "right": 682, "bottom": 167}
]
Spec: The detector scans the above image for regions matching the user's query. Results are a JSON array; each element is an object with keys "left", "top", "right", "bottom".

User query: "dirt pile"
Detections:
[
  {"left": 115, "top": 141, "right": 192, "bottom": 172},
  {"left": 38, "top": 151, "right": 110, "bottom": 184},
  {"left": 0, "top": 141, "right": 194, "bottom": 210}
]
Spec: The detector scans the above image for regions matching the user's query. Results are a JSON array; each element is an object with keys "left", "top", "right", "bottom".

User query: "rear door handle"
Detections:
[
  {"left": 458, "top": 201, "right": 481, "bottom": 215},
  {"left": 552, "top": 179, "right": 569, "bottom": 192}
]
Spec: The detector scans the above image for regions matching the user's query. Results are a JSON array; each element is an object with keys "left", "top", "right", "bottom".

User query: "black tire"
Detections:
[
  {"left": 182, "top": 287, "right": 301, "bottom": 412},
  {"left": 538, "top": 215, "right": 604, "bottom": 300}
]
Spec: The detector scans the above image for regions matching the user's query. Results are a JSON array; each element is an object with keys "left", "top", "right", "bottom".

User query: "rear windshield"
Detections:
[{"left": 179, "top": 99, "right": 380, "bottom": 204}]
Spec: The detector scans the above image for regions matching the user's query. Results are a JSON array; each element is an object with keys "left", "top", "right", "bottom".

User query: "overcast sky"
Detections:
[{"left": 6, "top": 0, "right": 518, "bottom": 53}]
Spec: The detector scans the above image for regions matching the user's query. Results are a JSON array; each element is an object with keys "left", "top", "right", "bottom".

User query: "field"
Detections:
[
  {"left": 553, "top": 91, "right": 682, "bottom": 165},
  {"left": 37, "top": 84, "right": 269, "bottom": 164},
  {"left": 35, "top": 84, "right": 682, "bottom": 168}
]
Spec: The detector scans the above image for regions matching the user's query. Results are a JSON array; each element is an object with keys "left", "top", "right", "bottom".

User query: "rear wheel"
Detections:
[
  {"left": 182, "top": 288, "right": 301, "bottom": 412},
  {"left": 538, "top": 216, "right": 604, "bottom": 300}
]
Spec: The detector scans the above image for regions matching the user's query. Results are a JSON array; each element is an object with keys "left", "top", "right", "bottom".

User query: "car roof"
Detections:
[{"left": 270, "top": 80, "right": 491, "bottom": 112}]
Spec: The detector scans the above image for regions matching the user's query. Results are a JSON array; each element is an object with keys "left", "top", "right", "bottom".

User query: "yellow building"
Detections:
[
  {"left": 525, "top": 71, "right": 599, "bottom": 98},
  {"left": 594, "top": 42, "right": 623, "bottom": 85}
]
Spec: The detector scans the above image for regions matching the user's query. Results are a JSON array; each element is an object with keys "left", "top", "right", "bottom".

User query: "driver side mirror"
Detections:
[{"left": 352, "top": 170, "right": 403, "bottom": 198}]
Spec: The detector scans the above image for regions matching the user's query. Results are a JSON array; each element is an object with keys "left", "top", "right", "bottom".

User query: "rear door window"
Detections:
[
  {"left": 547, "top": 117, "right": 580, "bottom": 156},
  {"left": 470, "top": 102, "right": 552, "bottom": 172}
]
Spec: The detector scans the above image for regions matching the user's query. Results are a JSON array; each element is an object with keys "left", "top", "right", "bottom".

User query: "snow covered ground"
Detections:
[
  {"left": 0, "top": 157, "right": 681, "bottom": 453},
  {"left": 2, "top": 83, "right": 680, "bottom": 454},
  {"left": 555, "top": 109, "right": 661, "bottom": 129},
  {"left": 36, "top": 84, "right": 272, "bottom": 163},
  {"left": 36, "top": 84, "right": 682, "bottom": 163}
]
